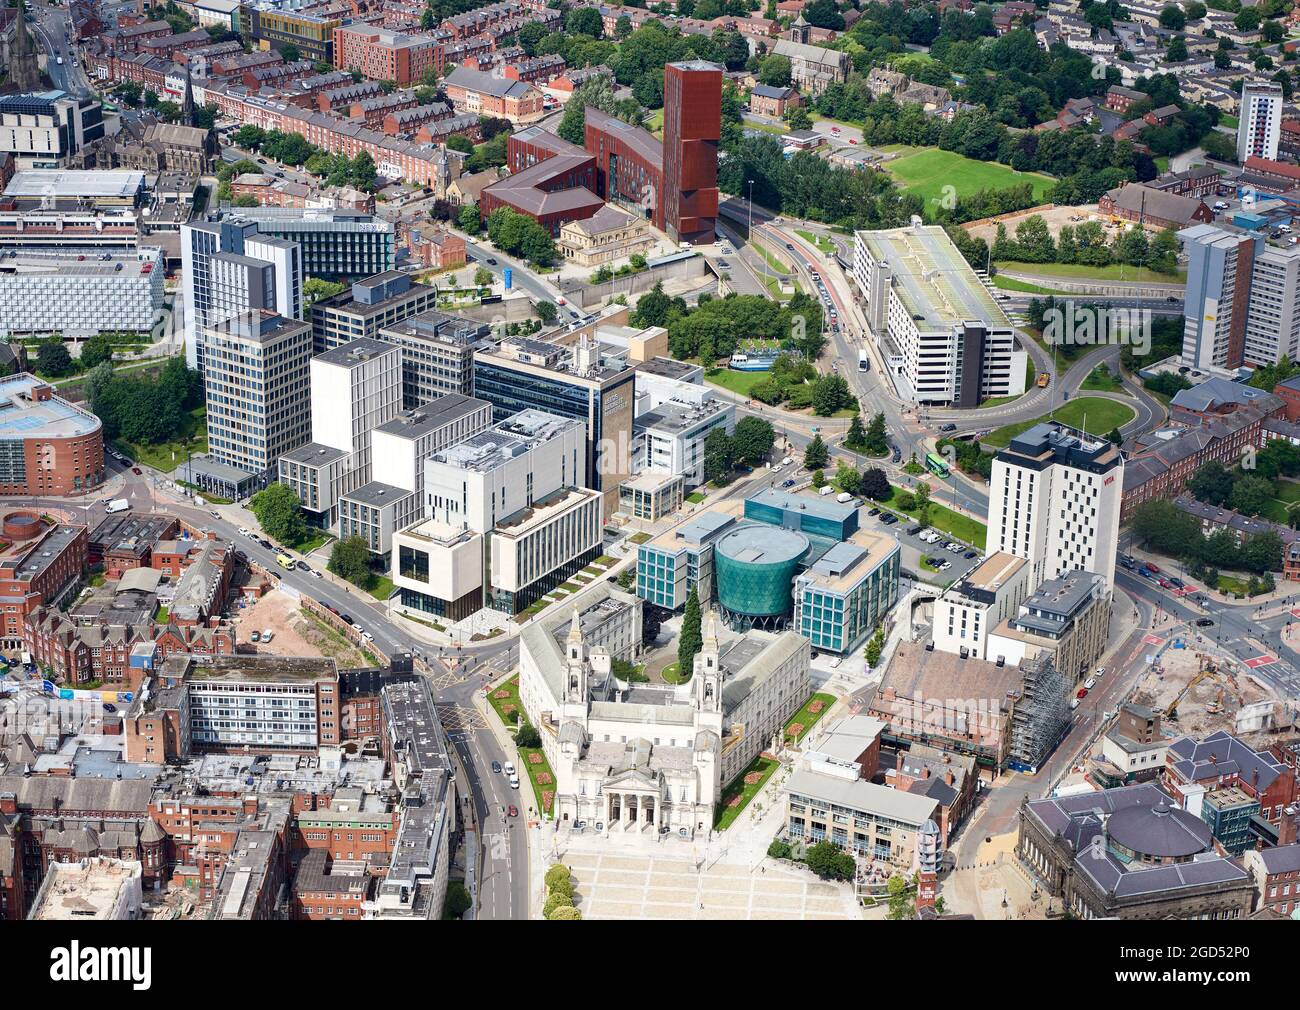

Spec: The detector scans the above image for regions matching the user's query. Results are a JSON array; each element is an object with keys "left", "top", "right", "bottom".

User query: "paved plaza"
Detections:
[{"left": 562, "top": 850, "right": 860, "bottom": 920}]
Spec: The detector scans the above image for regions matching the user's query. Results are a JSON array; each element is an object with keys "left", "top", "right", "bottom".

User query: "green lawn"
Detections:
[
  {"left": 645, "top": 108, "right": 664, "bottom": 137},
  {"left": 114, "top": 406, "right": 207, "bottom": 474},
  {"left": 686, "top": 491, "right": 706, "bottom": 504},
  {"left": 627, "top": 532, "right": 652, "bottom": 545},
  {"left": 715, "top": 753, "right": 780, "bottom": 830},
  {"left": 996, "top": 261, "right": 1186, "bottom": 285},
  {"left": 486, "top": 675, "right": 557, "bottom": 816},
  {"left": 982, "top": 397, "right": 1135, "bottom": 448},
  {"left": 367, "top": 575, "right": 395, "bottom": 601},
  {"left": 991, "top": 273, "right": 1066, "bottom": 296},
  {"left": 1220, "top": 114, "right": 1239, "bottom": 129},
  {"left": 704, "top": 366, "right": 769, "bottom": 398},
  {"left": 884, "top": 486, "right": 988, "bottom": 550},
  {"left": 881, "top": 146, "right": 1055, "bottom": 206},
  {"left": 784, "top": 692, "right": 835, "bottom": 743},
  {"left": 795, "top": 228, "right": 835, "bottom": 255},
  {"left": 1081, "top": 365, "right": 1126, "bottom": 394},
  {"left": 288, "top": 530, "right": 332, "bottom": 554},
  {"left": 661, "top": 661, "right": 686, "bottom": 684}
]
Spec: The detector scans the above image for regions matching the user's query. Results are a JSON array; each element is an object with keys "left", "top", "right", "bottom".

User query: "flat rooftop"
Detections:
[
  {"left": 313, "top": 337, "right": 397, "bottom": 367},
  {"left": 185, "top": 655, "right": 338, "bottom": 684},
  {"left": 5, "top": 170, "right": 145, "bottom": 199},
  {"left": 647, "top": 510, "right": 736, "bottom": 550},
  {"left": 280, "top": 441, "right": 349, "bottom": 467},
  {"left": 748, "top": 486, "right": 858, "bottom": 523},
  {"left": 0, "top": 247, "right": 161, "bottom": 278},
  {"left": 0, "top": 373, "right": 100, "bottom": 439},
  {"left": 430, "top": 408, "right": 580, "bottom": 474},
  {"left": 799, "top": 530, "right": 899, "bottom": 594},
  {"left": 373, "top": 394, "right": 489, "bottom": 439},
  {"left": 495, "top": 486, "right": 599, "bottom": 536},
  {"left": 786, "top": 768, "right": 940, "bottom": 827},
  {"left": 634, "top": 397, "right": 729, "bottom": 435},
  {"left": 856, "top": 224, "right": 1008, "bottom": 331},
  {"left": 962, "top": 552, "right": 1026, "bottom": 593},
  {"left": 340, "top": 480, "right": 413, "bottom": 508}
]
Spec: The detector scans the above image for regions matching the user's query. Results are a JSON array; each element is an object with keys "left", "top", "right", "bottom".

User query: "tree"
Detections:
[
  {"left": 303, "top": 277, "right": 346, "bottom": 307},
  {"left": 79, "top": 334, "right": 115, "bottom": 369},
  {"left": 811, "top": 468, "right": 826, "bottom": 489},
  {"left": 557, "top": 75, "right": 619, "bottom": 145},
  {"left": 515, "top": 723, "right": 542, "bottom": 748},
  {"left": 844, "top": 413, "right": 867, "bottom": 451},
  {"left": 280, "top": 43, "right": 300, "bottom": 64},
  {"left": 250, "top": 483, "right": 308, "bottom": 546},
  {"left": 731, "top": 416, "right": 774, "bottom": 466},
  {"left": 865, "top": 625, "right": 885, "bottom": 667},
  {"left": 861, "top": 467, "right": 891, "bottom": 501},
  {"left": 457, "top": 203, "right": 482, "bottom": 234},
  {"left": 804, "top": 841, "right": 855, "bottom": 881},
  {"left": 442, "top": 881, "right": 472, "bottom": 920},
  {"left": 804, "top": 433, "right": 829, "bottom": 470},
  {"left": 811, "top": 373, "right": 854, "bottom": 416},
  {"left": 1107, "top": 427, "right": 1123, "bottom": 445},
  {"left": 702, "top": 426, "right": 735, "bottom": 486},
  {"left": 474, "top": 267, "right": 494, "bottom": 287},
  {"left": 536, "top": 300, "right": 557, "bottom": 324},
  {"left": 1188, "top": 461, "right": 1235, "bottom": 506},
  {"left": 1230, "top": 475, "right": 1275, "bottom": 517},
  {"left": 864, "top": 412, "right": 889, "bottom": 455},
  {"left": 757, "top": 54, "right": 792, "bottom": 88},
  {"left": 631, "top": 282, "right": 673, "bottom": 327},
  {"left": 678, "top": 587, "right": 702, "bottom": 679},
  {"left": 835, "top": 463, "right": 862, "bottom": 496},
  {"left": 327, "top": 534, "right": 374, "bottom": 589},
  {"left": 886, "top": 874, "right": 915, "bottom": 919},
  {"left": 36, "top": 340, "right": 74, "bottom": 378},
  {"left": 1158, "top": 4, "right": 1186, "bottom": 30}
]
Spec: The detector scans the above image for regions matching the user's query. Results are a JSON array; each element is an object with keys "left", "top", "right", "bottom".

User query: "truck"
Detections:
[
  {"left": 105, "top": 499, "right": 129, "bottom": 514},
  {"left": 1037, "top": 372, "right": 1050, "bottom": 388}
]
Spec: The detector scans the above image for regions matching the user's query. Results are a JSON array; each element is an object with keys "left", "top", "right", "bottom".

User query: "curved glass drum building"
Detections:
[{"left": 714, "top": 523, "right": 809, "bottom": 630}]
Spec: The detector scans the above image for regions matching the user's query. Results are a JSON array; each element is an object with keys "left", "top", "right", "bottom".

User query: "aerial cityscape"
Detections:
[{"left": 3, "top": 0, "right": 1300, "bottom": 936}]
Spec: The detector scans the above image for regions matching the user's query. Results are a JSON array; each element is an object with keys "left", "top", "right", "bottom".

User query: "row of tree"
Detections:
[
  {"left": 992, "top": 216, "right": 1180, "bottom": 274},
  {"left": 84, "top": 358, "right": 203, "bottom": 448}
]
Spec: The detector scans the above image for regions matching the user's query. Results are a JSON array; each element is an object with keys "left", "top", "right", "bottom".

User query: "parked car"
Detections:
[
  {"left": 1070, "top": 698, "right": 1080, "bottom": 710},
  {"left": 1146, "top": 562, "right": 1161, "bottom": 574},
  {"left": 262, "top": 630, "right": 274, "bottom": 643},
  {"left": 491, "top": 761, "right": 502, "bottom": 773},
  {"left": 1076, "top": 687, "right": 1088, "bottom": 699},
  {"left": 295, "top": 560, "right": 310, "bottom": 572},
  {"left": 939, "top": 423, "right": 957, "bottom": 432},
  {"left": 310, "top": 569, "right": 323, "bottom": 579},
  {"left": 250, "top": 631, "right": 261, "bottom": 643},
  {"left": 1095, "top": 667, "right": 1106, "bottom": 679},
  {"left": 131, "top": 467, "right": 142, "bottom": 475},
  {"left": 964, "top": 550, "right": 977, "bottom": 559},
  {"left": 1084, "top": 677, "right": 1096, "bottom": 690}
]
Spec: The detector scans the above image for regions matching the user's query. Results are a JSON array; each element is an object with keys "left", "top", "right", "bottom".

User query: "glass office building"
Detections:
[
  {"left": 714, "top": 524, "right": 809, "bottom": 631},
  {"left": 794, "top": 539, "right": 900, "bottom": 655}
]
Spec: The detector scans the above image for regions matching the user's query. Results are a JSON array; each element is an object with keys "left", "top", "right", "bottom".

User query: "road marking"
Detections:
[{"left": 1245, "top": 654, "right": 1278, "bottom": 668}]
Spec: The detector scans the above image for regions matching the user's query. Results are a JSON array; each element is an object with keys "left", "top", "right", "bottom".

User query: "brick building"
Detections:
[
  {"left": 0, "top": 519, "right": 87, "bottom": 652},
  {"left": 0, "top": 375, "right": 104, "bottom": 497},
  {"left": 331, "top": 24, "right": 442, "bottom": 86}
]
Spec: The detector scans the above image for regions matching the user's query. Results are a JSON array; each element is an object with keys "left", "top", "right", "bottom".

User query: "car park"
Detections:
[{"left": 881, "top": 514, "right": 897, "bottom": 525}]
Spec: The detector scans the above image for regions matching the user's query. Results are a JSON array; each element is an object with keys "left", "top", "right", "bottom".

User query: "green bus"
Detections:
[{"left": 925, "top": 452, "right": 950, "bottom": 478}]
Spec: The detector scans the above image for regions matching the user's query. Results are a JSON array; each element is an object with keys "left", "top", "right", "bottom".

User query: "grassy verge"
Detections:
[
  {"left": 883, "top": 486, "right": 987, "bottom": 549},
  {"left": 660, "top": 661, "right": 686, "bottom": 684},
  {"left": 991, "top": 273, "right": 1066, "bottom": 295},
  {"left": 795, "top": 228, "right": 835, "bottom": 255},
  {"left": 784, "top": 692, "right": 835, "bottom": 744},
  {"left": 982, "top": 397, "right": 1135, "bottom": 447},
  {"left": 704, "top": 366, "right": 769, "bottom": 398},
  {"left": 113, "top": 406, "right": 207, "bottom": 474},
  {"left": 715, "top": 753, "right": 779, "bottom": 831},
  {"left": 367, "top": 575, "right": 395, "bottom": 601},
  {"left": 995, "top": 261, "right": 1185, "bottom": 285},
  {"left": 486, "top": 675, "right": 556, "bottom": 816},
  {"left": 1080, "top": 365, "right": 1126, "bottom": 394}
]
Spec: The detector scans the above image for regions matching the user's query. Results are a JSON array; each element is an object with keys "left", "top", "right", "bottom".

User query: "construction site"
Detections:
[{"left": 1130, "top": 643, "right": 1274, "bottom": 739}]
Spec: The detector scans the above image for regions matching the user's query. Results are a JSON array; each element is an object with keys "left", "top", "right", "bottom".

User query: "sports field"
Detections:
[{"left": 881, "top": 146, "right": 1056, "bottom": 206}]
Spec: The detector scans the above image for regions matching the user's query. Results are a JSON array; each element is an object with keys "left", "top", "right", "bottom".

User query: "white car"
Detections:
[
  {"left": 1070, "top": 698, "right": 1080, "bottom": 710},
  {"left": 1095, "top": 667, "right": 1106, "bottom": 679},
  {"left": 209, "top": 510, "right": 220, "bottom": 519},
  {"left": 310, "top": 569, "right": 323, "bottom": 579},
  {"left": 361, "top": 631, "right": 374, "bottom": 642},
  {"left": 351, "top": 624, "right": 364, "bottom": 634},
  {"left": 237, "top": 527, "right": 249, "bottom": 536},
  {"left": 1084, "top": 677, "right": 1096, "bottom": 690}
]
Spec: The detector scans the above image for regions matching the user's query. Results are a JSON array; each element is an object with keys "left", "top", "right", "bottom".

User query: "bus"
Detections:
[
  {"left": 925, "top": 452, "right": 950, "bottom": 478},
  {"left": 858, "top": 349, "right": 868, "bottom": 371}
]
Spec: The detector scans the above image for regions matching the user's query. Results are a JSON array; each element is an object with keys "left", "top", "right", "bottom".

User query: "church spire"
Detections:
[
  {"left": 182, "top": 63, "right": 196, "bottom": 127},
  {"left": 10, "top": 10, "right": 42, "bottom": 94}
]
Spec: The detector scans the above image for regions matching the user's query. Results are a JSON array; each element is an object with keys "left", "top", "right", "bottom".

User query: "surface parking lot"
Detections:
[{"left": 564, "top": 851, "right": 858, "bottom": 920}]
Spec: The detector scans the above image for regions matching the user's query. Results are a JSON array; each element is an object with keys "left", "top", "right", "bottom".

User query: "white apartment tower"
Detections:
[
  {"left": 181, "top": 221, "right": 303, "bottom": 372},
  {"left": 204, "top": 311, "right": 312, "bottom": 479},
  {"left": 986, "top": 422, "right": 1124, "bottom": 594},
  {"left": 1237, "top": 82, "right": 1283, "bottom": 164}
]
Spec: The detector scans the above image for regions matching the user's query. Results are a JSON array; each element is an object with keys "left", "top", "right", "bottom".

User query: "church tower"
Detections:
[
  {"left": 9, "top": 12, "right": 42, "bottom": 94},
  {"left": 693, "top": 608, "right": 722, "bottom": 715},
  {"left": 565, "top": 608, "right": 588, "bottom": 705},
  {"left": 182, "top": 63, "right": 197, "bottom": 127}
]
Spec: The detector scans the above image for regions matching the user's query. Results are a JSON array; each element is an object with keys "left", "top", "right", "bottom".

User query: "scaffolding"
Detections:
[{"left": 1009, "top": 654, "right": 1072, "bottom": 772}]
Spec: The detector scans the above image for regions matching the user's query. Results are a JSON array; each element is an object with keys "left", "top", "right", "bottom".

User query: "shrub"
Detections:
[
  {"left": 767, "top": 840, "right": 792, "bottom": 860},
  {"left": 543, "top": 891, "right": 574, "bottom": 917},
  {"left": 544, "top": 865, "right": 571, "bottom": 890}
]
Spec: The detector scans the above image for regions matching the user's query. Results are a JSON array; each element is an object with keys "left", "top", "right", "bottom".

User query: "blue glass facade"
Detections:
[{"left": 796, "top": 550, "right": 900, "bottom": 655}]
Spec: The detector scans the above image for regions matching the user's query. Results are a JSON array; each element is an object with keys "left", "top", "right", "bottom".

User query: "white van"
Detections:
[
  {"left": 261, "top": 629, "right": 274, "bottom": 643},
  {"left": 509, "top": 775, "right": 520, "bottom": 790},
  {"left": 503, "top": 761, "right": 515, "bottom": 777},
  {"left": 818, "top": 485, "right": 833, "bottom": 496}
]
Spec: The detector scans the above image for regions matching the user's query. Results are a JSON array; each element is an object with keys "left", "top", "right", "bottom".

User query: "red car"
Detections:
[
  {"left": 1158, "top": 578, "right": 1172, "bottom": 589},
  {"left": 1076, "top": 687, "right": 1088, "bottom": 699},
  {"left": 132, "top": 467, "right": 142, "bottom": 475},
  {"left": 1146, "top": 562, "right": 1161, "bottom": 574},
  {"left": 507, "top": 805, "right": 518, "bottom": 818}
]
